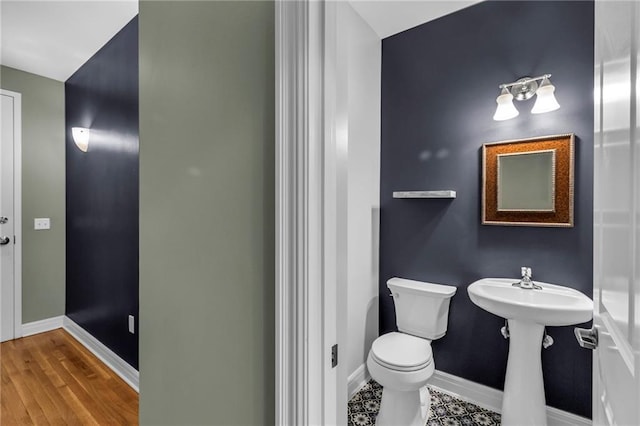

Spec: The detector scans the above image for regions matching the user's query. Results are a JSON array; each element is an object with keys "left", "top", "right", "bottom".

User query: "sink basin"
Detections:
[
  {"left": 468, "top": 278, "right": 593, "bottom": 326},
  {"left": 467, "top": 277, "right": 593, "bottom": 426}
]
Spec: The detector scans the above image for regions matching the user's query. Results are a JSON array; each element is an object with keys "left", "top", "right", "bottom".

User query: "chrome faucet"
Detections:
[{"left": 512, "top": 266, "right": 542, "bottom": 290}]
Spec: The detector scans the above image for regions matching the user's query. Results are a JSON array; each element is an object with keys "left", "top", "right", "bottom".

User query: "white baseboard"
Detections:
[
  {"left": 348, "top": 363, "right": 371, "bottom": 399},
  {"left": 21, "top": 315, "right": 64, "bottom": 337},
  {"left": 545, "top": 404, "right": 592, "bottom": 426},
  {"left": 62, "top": 316, "right": 139, "bottom": 392},
  {"left": 429, "top": 369, "right": 502, "bottom": 413},
  {"left": 429, "top": 369, "right": 591, "bottom": 426}
]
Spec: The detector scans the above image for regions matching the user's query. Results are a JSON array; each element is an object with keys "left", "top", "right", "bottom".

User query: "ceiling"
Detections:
[
  {"left": 1, "top": 1, "right": 138, "bottom": 82},
  {"left": 0, "top": 0, "right": 477, "bottom": 82},
  {"left": 348, "top": 0, "right": 481, "bottom": 39}
]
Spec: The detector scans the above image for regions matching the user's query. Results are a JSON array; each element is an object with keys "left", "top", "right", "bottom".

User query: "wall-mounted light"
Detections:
[
  {"left": 493, "top": 74, "right": 560, "bottom": 121},
  {"left": 72, "top": 127, "right": 90, "bottom": 152}
]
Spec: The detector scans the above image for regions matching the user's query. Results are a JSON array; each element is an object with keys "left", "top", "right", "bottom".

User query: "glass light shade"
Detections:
[
  {"left": 72, "top": 127, "right": 90, "bottom": 152},
  {"left": 493, "top": 88, "right": 519, "bottom": 121},
  {"left": 531, "top": 78, "right": 560, "bottom": 114}
]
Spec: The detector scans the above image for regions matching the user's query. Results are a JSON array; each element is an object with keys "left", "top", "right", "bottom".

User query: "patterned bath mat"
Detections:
[{"left": 348, "top": 380, "right": 501, "bottom": 426}]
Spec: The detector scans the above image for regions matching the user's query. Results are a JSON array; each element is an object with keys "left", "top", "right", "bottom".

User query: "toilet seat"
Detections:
[{"left": 370, "top": 332, "right": 432, "bottom": 372}]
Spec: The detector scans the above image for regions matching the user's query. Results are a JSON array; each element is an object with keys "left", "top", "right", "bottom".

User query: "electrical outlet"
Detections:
[
  {"left": 34, "top": 218, "right": 50, "bottom": 230},
  {"left": 128, "top": 315, "right": 135, "bottom": 334}
]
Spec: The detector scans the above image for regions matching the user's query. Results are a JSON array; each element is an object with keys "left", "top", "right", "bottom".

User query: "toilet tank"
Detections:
[{"left": 387, "top": 277, "right": 457, "bottom": 340}]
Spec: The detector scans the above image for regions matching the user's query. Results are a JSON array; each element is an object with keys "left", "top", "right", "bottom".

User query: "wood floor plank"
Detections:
[
  {"left": 10, "top": 333, "right": 96, "bottom": 425},
  {"left": 1, "top": 328, "right": 138, "bottom": 425},
  {"left": 37, "top": 339, "right": 117, "bottom": 424},
  {"left": 4, "top": 354, "right": 51, "bottom": 425},
  {"left": 18, "top": 341, "right": 71, "bottom": 425},
  {"left": 1, "top": 362, "right": 34, "bottom": 425},
  {"left": 14, "top": 340, "right": 66, "bottom": 423}
]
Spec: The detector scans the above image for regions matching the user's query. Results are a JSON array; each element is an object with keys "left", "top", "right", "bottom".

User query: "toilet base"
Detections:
[{"left": 376, "top": 386, "right": 431, "bottom": 426}]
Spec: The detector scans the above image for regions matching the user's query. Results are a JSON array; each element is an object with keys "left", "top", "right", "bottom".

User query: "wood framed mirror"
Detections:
[{"left": 482, "top": 133, "right": 575, "bottom": 227}]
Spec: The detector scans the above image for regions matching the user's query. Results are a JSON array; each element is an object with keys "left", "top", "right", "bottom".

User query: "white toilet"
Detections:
[{"left": 367, "top": 277, "right": 456, "bottom": 426}]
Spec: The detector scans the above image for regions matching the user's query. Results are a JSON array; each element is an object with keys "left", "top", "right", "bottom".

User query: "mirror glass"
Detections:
[{"left": 497, "top": 150, "right": 555, "bottom": 211}]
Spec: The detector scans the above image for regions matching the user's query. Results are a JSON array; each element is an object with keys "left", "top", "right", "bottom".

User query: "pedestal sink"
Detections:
[{"left": 467, "top": 278, "right": 593, "bottom": 426}]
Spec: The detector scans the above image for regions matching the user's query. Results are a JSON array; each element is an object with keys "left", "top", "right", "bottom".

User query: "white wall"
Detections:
[{"left": 337, "top": 3, "right": 382, "bottom": 388}]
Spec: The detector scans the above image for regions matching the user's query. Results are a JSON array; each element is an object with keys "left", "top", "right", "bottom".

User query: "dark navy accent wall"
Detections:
[
  {"left": 65, "top": 17, "right": 139, "bottom": 369},
  {"left": 380, "top": 1, "right": 593, "bottom": 418}
]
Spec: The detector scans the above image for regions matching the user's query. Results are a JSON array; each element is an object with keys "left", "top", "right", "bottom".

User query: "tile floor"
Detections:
[{"left": 348, "top": 380, "right": 501, "bottom": 426}]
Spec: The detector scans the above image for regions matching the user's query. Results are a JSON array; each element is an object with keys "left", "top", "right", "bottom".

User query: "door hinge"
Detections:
[{"left": 331, "top": 344, "right": 338, "bottom": 368}]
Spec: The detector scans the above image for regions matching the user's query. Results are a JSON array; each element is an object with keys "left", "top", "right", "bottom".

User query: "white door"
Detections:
[
  {"left": 592, "top": 1, "right": 640, "bottom": 424},
  {"left": 1, "top": 90, "right": 21, "bottom": 342}
]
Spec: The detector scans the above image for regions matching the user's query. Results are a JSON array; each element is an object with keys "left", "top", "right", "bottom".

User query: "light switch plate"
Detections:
[
  {"left": 128, "top": 315, "right": 135, "bottom": 334},
  {"left": 34, "top": 218, "right": 50, "bottom": 230}
]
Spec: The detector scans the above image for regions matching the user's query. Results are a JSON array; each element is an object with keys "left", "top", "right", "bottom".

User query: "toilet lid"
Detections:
[{"left": 370, "top": 332, "right": 432, "bottom": 372}]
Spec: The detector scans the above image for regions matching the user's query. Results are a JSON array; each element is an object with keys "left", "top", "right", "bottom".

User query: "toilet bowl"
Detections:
[
  {"left": 367, "top": 332, "right": 435, "bottom": 426},
  {"left": 367, "top": 278, "right": 456, "bottom": 426}
]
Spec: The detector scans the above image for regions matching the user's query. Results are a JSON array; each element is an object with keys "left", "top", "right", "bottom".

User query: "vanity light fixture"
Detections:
[
  {"left": 493, "top": 74, "right": 560, "bottom": 121},
  {"left": 72, "top": 127, "right": 90, "bottom": 152}
]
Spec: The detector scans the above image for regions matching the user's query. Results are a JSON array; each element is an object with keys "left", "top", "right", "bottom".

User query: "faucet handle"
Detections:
[{"left": 521, "top": 266, "right": 532, "bottom": 278}]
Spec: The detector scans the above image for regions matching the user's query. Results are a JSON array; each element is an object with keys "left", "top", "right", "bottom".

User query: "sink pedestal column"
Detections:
[{"left": 501, "top": 320, "right": 547, "bottom": 426}]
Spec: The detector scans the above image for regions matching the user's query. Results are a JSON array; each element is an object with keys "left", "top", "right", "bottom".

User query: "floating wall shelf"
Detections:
[{"left": 393, "top": 190, "right": 456, "bottom": 199}]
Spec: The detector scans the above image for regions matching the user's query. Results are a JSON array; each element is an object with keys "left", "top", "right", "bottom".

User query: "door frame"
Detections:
[
  {"left": 1, "top": 88, "right": 23, "bottom": 340},
  {"left": 275, "top": 0, "right": 338, "bottom": 424}
]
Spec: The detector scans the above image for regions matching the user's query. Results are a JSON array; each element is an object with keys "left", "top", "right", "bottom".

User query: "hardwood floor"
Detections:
[{"left": 1, "top": 328, "right": 138, "bottom": 425}]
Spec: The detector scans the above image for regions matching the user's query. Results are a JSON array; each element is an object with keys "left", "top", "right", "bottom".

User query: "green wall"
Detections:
[
  {"left": 1, "top": 66, "right": 65, "bottom": 323},
  {"left": 138, "top": 1, "right": 275, "bottom": 424}
]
